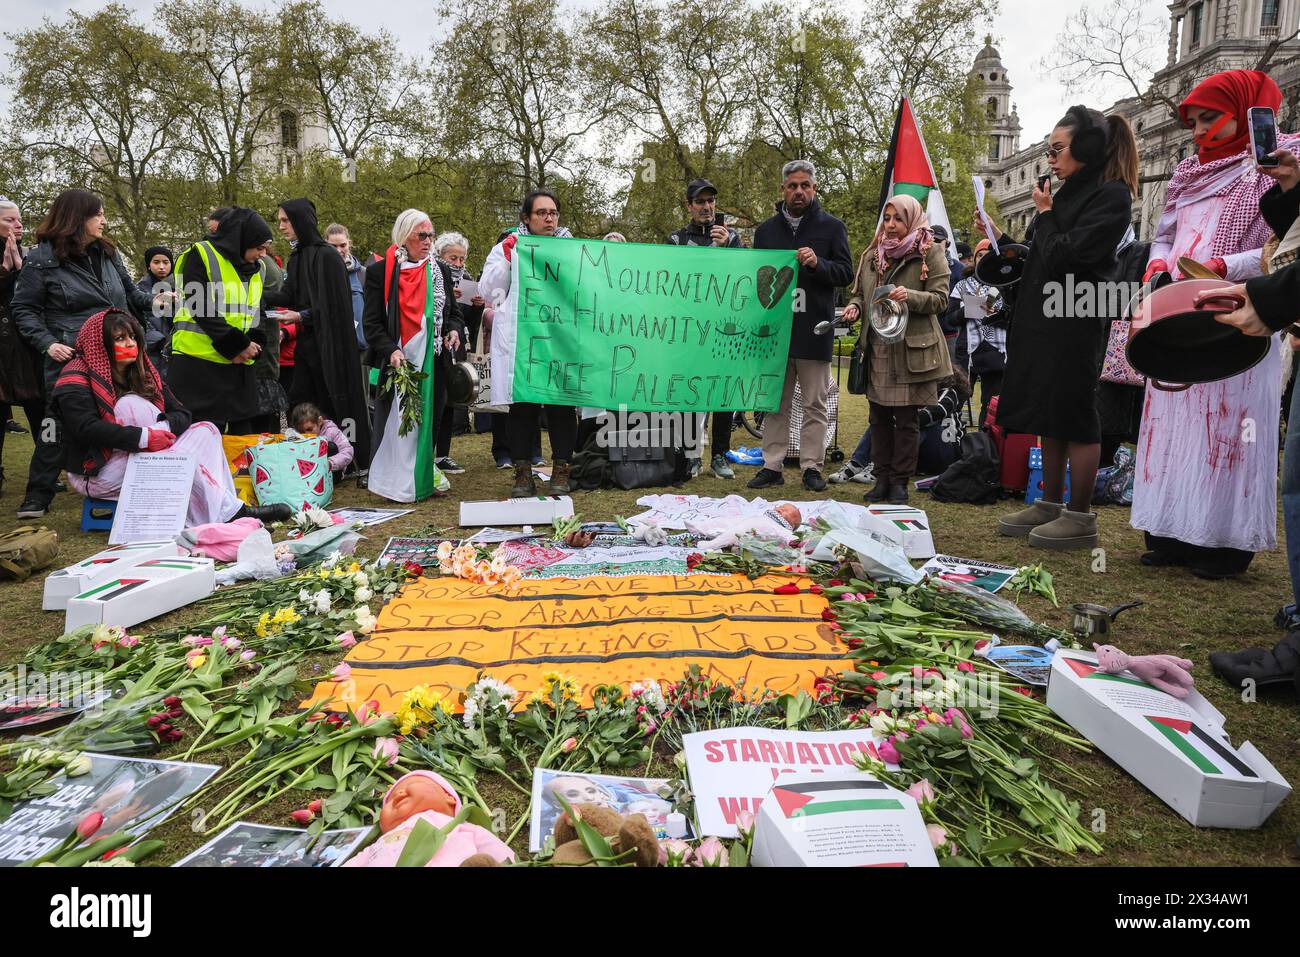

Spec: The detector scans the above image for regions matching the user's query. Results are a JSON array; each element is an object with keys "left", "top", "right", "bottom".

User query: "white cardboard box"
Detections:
[
  {"left": 1047, "top": 650, "right": 1291, "bottom": 828},
  {"left": 64, "top": 556, "right": 216, "bottom": 632},
  {"left": 459, "top": 496, "right": 574, "bottom": 527},
  {"left": 750, "top": 772, "right": 938, "bottom": 867},
  {"left": 42, "top": 541, "right": 184, "bottom": 611},
  {"left": 864, "top": 504, "right": 936, "bottom": 559}
]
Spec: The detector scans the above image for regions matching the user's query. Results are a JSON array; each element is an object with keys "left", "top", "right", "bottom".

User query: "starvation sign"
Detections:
[{"left": 490, "top": 235, "right": 797, "bottom": 411}]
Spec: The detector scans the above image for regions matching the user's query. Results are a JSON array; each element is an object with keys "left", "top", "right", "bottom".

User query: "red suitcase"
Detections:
[{"left": 983, "top": 396, "right": 1038, "bottom": 493}]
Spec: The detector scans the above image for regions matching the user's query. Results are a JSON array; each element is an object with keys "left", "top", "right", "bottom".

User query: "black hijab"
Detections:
[
  {"left": 276, "top": 197, "right": 371, "bottom": 463},
  {"left": 210, "top": 208, "right": 273, "bottom": 279}
]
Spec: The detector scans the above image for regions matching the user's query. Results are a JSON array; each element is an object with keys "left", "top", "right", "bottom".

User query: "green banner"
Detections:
[{"left": 508, "top": 235, "right": 796, "bottom": 411}]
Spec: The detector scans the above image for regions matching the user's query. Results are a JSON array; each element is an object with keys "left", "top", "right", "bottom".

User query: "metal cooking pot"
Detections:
[
  {"left": 1124, "top": 278, "right": 1269, "bottom": 390},
  {"left": 1069, "top": 601, "right": 1143, "bottom": 639},
  {"left": 973, "top": 243, "right": 1030, "bottom": 288},
  {"left": 869, "top": 285, "right": 908, "bottom": 345},
  {"left": 446, "top": 360, "right": 479, "bottom": 406}
]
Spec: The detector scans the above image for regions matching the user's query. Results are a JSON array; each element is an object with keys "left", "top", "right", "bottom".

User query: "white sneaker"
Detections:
[{"left": 830, "top": 462, "right": 873, "bottom": 484}]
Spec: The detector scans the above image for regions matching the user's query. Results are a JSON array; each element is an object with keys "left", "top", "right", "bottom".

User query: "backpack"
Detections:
[
  {"left": 569, "top": 431, "right": 613, "bottom": 491},
  {"left": 0, "top": 525, "right": 59, "bottom": 582},
  {"left": 929, "top": 430, "right": 1003, "bottom": 504}
]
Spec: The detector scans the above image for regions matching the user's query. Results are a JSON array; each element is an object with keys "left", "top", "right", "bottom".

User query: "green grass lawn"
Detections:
[{"left": 1, "top": 389, "right": 1297, "bottom": 865}]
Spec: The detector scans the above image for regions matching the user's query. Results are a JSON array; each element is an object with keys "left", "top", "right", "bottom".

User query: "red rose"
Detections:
[
  {"left": 404, "top": 561, "right": 423, "bottom": 577},
  {"left": 821, "top": 608, "right": 837, "bottom": 622},
  {"left": 773, "top": 583, "right": 801, "bottom": 595},
  {"left": 808, "top": 583, "right": 824, "bottom": 594},
  {"left": 828, "top": 579, "right": 843, "bottom": 587}
]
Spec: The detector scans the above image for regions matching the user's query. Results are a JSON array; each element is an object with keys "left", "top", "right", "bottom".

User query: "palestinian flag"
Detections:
[
  {"left": 1145, "top": 716, "right": 1257, "bottom": 778},
  {"left": 771, "top": 779, "right": 904, "bottom": 819},
  {"left": 878, "top": 97, "right": 953, "bottom": 241},
  {"left": 74, "top": 578, "right": 147, "bottom": 602},
  {"left": 1062, "top": 656, "right": 1154, "bottom": 690}
]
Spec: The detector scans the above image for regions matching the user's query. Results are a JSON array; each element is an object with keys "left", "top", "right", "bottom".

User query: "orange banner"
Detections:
[{"left": 303, "top": 573, "right": 842, "bottom": 713}]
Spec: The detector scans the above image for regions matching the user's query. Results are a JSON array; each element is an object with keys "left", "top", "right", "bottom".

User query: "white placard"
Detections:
[
  {"left": 109, "top": 451, "right": 198, "bottom": 544},
  {"left": 456, "top": 277, "right": 480, "bottom": 302},
  {"left": 971, "top": 174, "right": 1000, "bottom": 255}
]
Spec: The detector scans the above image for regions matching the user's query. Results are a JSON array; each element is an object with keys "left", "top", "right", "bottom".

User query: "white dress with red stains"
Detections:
[{"left": 1130, "top": 165, "right": 1280, "bottom": 553}]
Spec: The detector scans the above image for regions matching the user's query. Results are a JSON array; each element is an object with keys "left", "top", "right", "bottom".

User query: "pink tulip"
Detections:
[
  {"left": 76, "top": 811, "right": 103, "bottom": 840},
  {"left": 336, "top": 631, "right": 357, "bottom": 649},
  {"left": 239, "top": 649, "right": 256, "bottom": 662},
  {"left": 117, "top": 635, "right": 139, "bottom": 649},
  {"left": 372, "top": 737, "right": 399, "bottom": 766},
  {"left": 926, "top": 824, "right": 948, "bottom": 849},
  {"left": 308, "top": 799, "right": 322, "bottom": 814},
  {"left": 560, "top": 737, "right": 578, "bottom": 753},
  {"left": 878, "top": 740, "right": 902, "bottom": 765},
  {"left": 906, "top": 779, "right": 936, "bottom": 804},
  {"left": 290, "top": 809, "right": 314, "bottom": 824},
  {"left": 331, "top": 663, "right": 352, "bottom": 681},
  {"left": 957, "top": 661, "right": 975, "bottom": 673}
]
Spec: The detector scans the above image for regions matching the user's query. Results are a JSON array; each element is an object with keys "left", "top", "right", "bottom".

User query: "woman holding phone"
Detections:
[{"left": 1130, "top": 70, "right": 1300, "bottom": 579}]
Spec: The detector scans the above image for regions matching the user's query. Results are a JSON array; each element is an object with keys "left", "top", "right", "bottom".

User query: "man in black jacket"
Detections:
[
  {"left": 748, "top": 160, "right": 853, "bottom": 491},
  {"left": 667, "top": 178, "right": 743, "bottom": 479}
]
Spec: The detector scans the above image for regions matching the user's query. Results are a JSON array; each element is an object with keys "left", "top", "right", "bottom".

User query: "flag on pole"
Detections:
[{"left": 878, "top": 97, "right": 952, "bottom": 241}]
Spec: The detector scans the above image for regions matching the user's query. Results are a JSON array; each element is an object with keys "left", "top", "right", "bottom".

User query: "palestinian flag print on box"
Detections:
[
  {"left": 1145, "top": 716, "right": 1257, "bottom": 778},
  {"left": 74, "top": 578, "right": 148, "bottom": 603}
]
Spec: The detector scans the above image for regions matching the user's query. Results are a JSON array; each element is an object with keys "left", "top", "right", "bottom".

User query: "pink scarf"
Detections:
[{"left": 872, "top": 194, "right": 934, "bottom": 279}]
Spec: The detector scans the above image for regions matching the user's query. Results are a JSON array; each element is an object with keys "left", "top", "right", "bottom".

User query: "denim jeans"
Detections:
[{"left": 1284, "top": 380, "right": 1300, "bottom": 610}]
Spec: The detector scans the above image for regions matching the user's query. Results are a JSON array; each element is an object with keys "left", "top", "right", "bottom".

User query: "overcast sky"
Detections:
[{"left": 2, "top": 0, "right": 1171, "bottom": 141}]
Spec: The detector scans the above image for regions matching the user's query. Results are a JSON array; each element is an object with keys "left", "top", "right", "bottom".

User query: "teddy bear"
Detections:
[
  {"left": 1094, "top": 643, "right": 1195, "bottom": 698},
  {"left": 459, "top": 802, "right": 661, "bottom": 867}
]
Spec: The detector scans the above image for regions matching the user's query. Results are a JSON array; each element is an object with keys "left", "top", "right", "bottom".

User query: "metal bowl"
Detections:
[
  {"left": 870, "top": 285, "right": 909, "bottom": 345},
  {"left": 447, "top": 360, "right": 479, "bottom": 406}
]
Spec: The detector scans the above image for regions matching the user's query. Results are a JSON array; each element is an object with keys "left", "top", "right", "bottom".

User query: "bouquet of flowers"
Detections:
[{"left": 434, "top": 541, "right": 523, "bottom": 590}]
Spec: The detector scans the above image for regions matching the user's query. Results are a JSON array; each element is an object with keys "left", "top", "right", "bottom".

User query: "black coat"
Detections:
[
  {"left": 995, "top": 164, "right": 1133, "bottom": 442},
  {"left": 11, "top": 240, "right": 154, "bottom": 356},
  {"left": 1249, "top": 182, "right": 1300, "bottom": 332},
  {"left": 0, "top": 249, "right": 42, "bottom": 404},
  {"left": 752, "top": 199, "right": 854, "bottom": 361},
  {"left": 54, "top": 379, "right": 192, "bottom": 478}
]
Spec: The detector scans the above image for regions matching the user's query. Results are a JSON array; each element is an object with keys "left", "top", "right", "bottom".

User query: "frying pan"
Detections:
[{"left": 447, "top": 360, "right": 479, "bottom": 406}]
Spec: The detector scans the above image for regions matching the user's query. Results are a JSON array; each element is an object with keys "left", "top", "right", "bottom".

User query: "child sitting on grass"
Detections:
[{"left": 290, "top": 402, "right": 353, "bottom": 474}]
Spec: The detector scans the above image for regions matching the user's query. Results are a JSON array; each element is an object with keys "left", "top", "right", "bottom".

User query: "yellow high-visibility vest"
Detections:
[{"left": 171, "top": 241, "right": 264, "bottom": 364}]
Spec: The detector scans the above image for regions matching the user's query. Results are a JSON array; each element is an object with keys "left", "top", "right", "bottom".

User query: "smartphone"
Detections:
[
  {"left": 713, "top": 212, "right": 726, "bottom": 227},
  {"left": 1037, "top": 175, "right": 1050, "bottom": 191},
  {"left": 1249, "top": 107, "right": 1279, "bottom": 167}
]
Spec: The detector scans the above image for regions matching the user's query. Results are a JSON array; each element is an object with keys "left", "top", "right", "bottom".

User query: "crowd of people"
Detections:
[{"left": 2, "top": 67, "right": 1300, "bottom": 636}]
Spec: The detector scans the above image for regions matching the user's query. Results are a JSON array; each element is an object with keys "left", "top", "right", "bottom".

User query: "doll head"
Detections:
[
  {"left": 379, "top": 771, "right": 461, "bottom": 833},
  {"left": 775, "top": 504, "right": 802, "bottom": 529},
  {"left": 544, "top": 775, "right": 614, "bottom": 809}
]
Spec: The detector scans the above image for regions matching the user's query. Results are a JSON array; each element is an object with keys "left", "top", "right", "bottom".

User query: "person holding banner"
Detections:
[
  {"left": 363, "top": 209, "right": 465, "bottom": 503},
  {"left": 53, "top": 308, "right": 289, "bottom": 525},
  {"left": 749, "top": 160, "right": 854, "bottom": 492},
  {"left": 479, "top": 189, "right": 579, "bottom": 498},
  {"left": 844, "top": 194, "right": 953, "bottom": 504},
  {"left": 667, "top": 178, "right": 745, "bottom": 480}
]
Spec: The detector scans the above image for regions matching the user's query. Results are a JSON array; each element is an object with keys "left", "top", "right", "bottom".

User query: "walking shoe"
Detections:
[
  {"left": 531, "top": 455, "right": 546, "bottom": 467},
  {"left": 888, "top": 483, "right": 909, "bottom": 504},
  {"left": 54, "top": 480, "right": 67, "bottom": 493},
  {"left": 16, "top": 498, "right": 48, "bottom": 519},
  {"left": 747, "top": 468, "right": 785, "bottom": 489},
  {"left": 5, "top": 419, "right": 26, "bottom": 434},
  {"left": 998, "top": 499, "right": 1063, "bottom": 537},
  {"left": 495, "top": 456, "right": 514, "bottom": 470},
  {"left": 1027, "top": 509, "right": 1098, "bottom": 550},
  {"left": 829, "top": 461, "right": 872, "bottom": 484},
  {"left": 1140, "top": 550, "right": 1182, "bottom": 567},
  {"left": 436, "top": 457, "right": 465, "bottom": 474},
  {"left": 1190, "top": 566, "right": 1241, "bottom": 581},
  {"left": 689, "top": 457, "right": 702, "bottom": 479},
  {"left": 511, "top": 462, "right": 537, "bottom": 498},
  {"left": 710, "top": 454, "right": 735, "bottom": 479},
  {"left": 550, "top": 461, "right": 572, "bottom": 495},
  {"left": 803, "top": 468, "right": 827, "bottom": 492},
  {"left": 1274, "top": 604, "right": 1299, "bottom": 630},
  {"left": 863, "top": 475, "right": 892, "bottom": 502}
]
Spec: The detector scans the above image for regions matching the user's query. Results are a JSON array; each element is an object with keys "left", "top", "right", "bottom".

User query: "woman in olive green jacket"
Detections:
[{"left": 844, "top": 194, "right": 952, "bottom": 503}]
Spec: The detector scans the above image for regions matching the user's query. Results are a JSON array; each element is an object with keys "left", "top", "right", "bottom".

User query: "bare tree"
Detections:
[{"left": 1039, "top": 0, "right": 1179, "bottom": 119}]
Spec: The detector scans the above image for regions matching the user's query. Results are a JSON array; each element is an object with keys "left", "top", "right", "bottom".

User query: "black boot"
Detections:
[
  {"left": 864, "top": 472, "right": 891, "bottom": 502},
  {"left": 235, "top": 502, "right": 293, "bottom": 524},
  {"left": 888, "top": 483, "right": 909, "bottom": 504}
]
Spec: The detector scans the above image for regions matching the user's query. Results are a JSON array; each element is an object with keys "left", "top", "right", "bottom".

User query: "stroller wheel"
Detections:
[{"left": 829, "top": 448, "right": 845, "bottom": 463}]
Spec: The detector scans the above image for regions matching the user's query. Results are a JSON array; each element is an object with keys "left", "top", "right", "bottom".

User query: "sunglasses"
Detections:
[
  {"left": 414, "top": 231, "right": 434, "bottom": 241},
  {"left": 1044, "top": 144, "right": 1070, "bottom": 160}
]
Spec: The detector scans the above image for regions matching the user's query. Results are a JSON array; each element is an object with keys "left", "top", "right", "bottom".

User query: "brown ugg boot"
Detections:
[
  {"left": 511, "top": 462, "right": 536, "bottom": 498},
  {"left": 998, "top": 499, "right": 1063, "bottom": 538},
  {"left": 550, "top": 461, "right": 572, "bottom": 495},
  {"left": 1028, "top": 509, "right": 1098, "bottom": 550}
]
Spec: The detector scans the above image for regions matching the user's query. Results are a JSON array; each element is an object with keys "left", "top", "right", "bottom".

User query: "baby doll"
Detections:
[
  {"left": 343, "top": 770, "right": 514, "bottom": 867},
  {"left": 688, "top": 503, "right": 803, "bottom": 551}
]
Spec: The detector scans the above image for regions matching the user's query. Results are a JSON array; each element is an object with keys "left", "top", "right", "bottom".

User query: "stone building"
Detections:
[{"left": 976, "top": 3, "right": 1300, "bottom": 243}]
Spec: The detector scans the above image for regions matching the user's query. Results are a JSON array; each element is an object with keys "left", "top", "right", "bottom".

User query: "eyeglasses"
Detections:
[
  {"left": 1044, "top": 144, "right": 1070, "bottom": 160},
  {"left": 532, "top": 209, "right": 559, "bottom": 219}
]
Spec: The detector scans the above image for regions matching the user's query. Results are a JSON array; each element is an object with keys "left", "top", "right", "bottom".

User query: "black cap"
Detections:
[
  {"left": 686, "top": 179, "right": 718, "bottom": 201},
  {"left": 955, "top": 241, "right": 972, "bottom": 259},
  {"left": 931, "top": 223, "right": 949, "bottom": 241}
]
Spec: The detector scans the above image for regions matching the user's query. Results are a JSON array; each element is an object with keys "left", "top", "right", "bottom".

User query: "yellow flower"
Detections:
[
  {"left": 348, "top": 562, "right": 361, "bottom": 573},
  {"left": 187, "top": 654, "right": 207, "bottom": 669},
  {"left": 255, "top": 612, "right": 272, "bottom": 638},
  {"left": 395, "top": 684, "right": 453, "bottom": 734}
]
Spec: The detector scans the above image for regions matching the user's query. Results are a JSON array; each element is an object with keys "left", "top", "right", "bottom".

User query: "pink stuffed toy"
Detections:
[{"left": 1094, "top": 643, "right": 1195, "bottom": 698}]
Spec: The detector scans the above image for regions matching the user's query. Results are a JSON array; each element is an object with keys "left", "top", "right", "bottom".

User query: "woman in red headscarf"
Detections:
[
  {"left": 52, "top": 308, "right": 289, "bottom": 525},
  {"left": 1131, "top": 70, "right": 1300, "bottom": 579}
]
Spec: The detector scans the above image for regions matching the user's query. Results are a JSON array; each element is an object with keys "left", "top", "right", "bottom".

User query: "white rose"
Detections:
[{"left": 355, "top": 586, "right": 372, "bottom": 603}]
